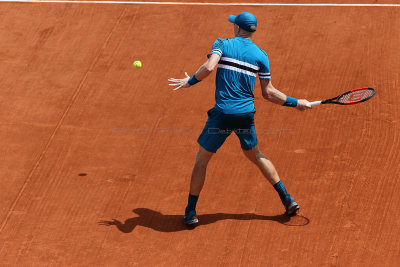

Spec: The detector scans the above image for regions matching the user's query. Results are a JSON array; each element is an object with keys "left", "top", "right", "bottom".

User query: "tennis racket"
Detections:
[{"left": 310, "top": 87, "right": 376, "bottom": 107}]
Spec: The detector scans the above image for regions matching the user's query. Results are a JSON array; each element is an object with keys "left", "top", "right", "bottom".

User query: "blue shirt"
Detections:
[{"left": 210, "top": 37, "right": 271, "bottom": 114}]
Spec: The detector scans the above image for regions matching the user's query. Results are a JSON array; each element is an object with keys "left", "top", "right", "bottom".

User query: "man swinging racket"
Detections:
[{"left": 168, "top": 12, "right": 311, "bottom": 225}]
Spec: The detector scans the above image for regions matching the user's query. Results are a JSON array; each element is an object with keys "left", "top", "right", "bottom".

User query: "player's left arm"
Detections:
[
  {"left": 258, "top": 51, "right": 310, "bottom": 111},
  {"left": 168, "top": 53, "right": 220, "bottom": 91},
  {"left": 260, "top": 79, "right": 311, "bottom": 111}
]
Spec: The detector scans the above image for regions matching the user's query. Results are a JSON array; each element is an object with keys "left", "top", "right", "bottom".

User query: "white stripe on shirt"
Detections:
[
  {"left": 220, "top": 57, "right": 260, "bottom": 72},
  {"left": 212, "top": 49, "right": 222, "bottom": 56},
  {"left": 217, "top": 64, "right": 257, "bottom": 77}
]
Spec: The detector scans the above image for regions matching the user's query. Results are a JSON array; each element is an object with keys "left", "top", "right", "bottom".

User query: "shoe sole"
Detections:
[
  {"left": 286, "top": 202, "right": 299, "bottom": 216},
  {"left": 183, "top": 217, "right": 199, "bottom": 225}
]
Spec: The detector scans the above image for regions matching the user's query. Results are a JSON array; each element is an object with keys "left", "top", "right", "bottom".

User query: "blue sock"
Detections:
[
  {"left": 273, "top": 181, "right": 290, "bottom": 205},
  {"left": 185, "top": 194, "right": 199, "bottom": 213}
]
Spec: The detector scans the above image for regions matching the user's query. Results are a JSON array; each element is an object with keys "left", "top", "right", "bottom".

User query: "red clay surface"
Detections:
[{"left": 0, "top": 1, "right": 399, "bottom": 266}]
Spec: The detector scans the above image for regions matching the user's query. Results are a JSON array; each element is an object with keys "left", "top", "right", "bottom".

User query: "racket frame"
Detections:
[{"left": 310, "top": 87, "right": 375, "bottom": 106}]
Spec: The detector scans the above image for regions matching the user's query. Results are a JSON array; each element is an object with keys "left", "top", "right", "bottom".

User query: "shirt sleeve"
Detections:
[
  {"left": 258, "top": 50, "right": 271, "bottom": 80},
  {"left": 211, "top": 38, "right": 224, "bottom": 57}
]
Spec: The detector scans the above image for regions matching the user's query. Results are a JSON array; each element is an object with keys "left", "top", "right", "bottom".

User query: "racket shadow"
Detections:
[{"left": 98, "top": 208, "right": 310, "bottom": 233}]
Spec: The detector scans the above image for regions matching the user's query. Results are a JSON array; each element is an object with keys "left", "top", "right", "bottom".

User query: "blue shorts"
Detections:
[{"left": 197, "top": 108, "right": 258, "bottom": 153}]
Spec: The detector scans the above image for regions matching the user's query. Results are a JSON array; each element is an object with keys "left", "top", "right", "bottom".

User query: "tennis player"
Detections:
[{"left": 168, "top": 12, "right": 311, "bottom": 225}]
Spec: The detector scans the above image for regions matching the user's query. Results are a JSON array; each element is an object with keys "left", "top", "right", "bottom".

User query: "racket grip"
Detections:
[{"left": 310, "top": 101, "right": 322, "bottom": 107}]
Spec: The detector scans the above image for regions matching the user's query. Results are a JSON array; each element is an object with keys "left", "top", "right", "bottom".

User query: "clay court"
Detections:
[{"left": 0, "top": 0, "right": 399, "bottom": 266}]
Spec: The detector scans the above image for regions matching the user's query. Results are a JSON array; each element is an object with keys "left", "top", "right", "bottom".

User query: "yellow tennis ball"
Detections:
[{"left": 133, "top": 60, "right": 142, "bottom": 68}]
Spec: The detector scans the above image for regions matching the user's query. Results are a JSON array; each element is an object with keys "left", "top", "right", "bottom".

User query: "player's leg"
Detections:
[
  {"left": 233, "top": 113, "right": 280, "bottom": 185},
  {"left": 184, "top": 108, "right": 230, "bottom": 225},
  {"left": 189, "top": 145, "right": 214, "bottom": 196},
  {"left": 234, "top": 111, "right": 299, "bottom": 216},
  {"left": 242, "top": 146, "right": 280, "bottom": 185},
  {"left": 242, "top": 146, "right": 299, "bottom": 216},
  {"left": 183, "top": 145, "right": 214, "bottom": 225}
]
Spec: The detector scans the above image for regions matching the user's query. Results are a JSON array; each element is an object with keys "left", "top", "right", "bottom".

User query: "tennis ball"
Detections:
[{"left": 133, "top": 60, "right": 142, "bottom": 68}]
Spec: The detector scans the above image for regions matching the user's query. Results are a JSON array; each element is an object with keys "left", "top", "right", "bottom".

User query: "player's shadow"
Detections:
[{"left": 98, "top": 208, "right": 310, "bottom": 233}]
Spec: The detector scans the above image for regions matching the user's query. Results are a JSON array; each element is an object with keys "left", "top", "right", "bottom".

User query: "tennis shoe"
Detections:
[
  {"left": 183, "top": 209, "right": 199, "bottom": 225},
  {"left": 284, "top": 196, "right": 299, "bottom": 216}
]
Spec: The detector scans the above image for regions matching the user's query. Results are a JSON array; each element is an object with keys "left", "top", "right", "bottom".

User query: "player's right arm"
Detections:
[
  {"left": 168, "top": 39, "right": 223, "bottom": 91},
  {"left": 167, "top": 53, "right": 220, "bottom": 90},
  {"left": 260, "top": 79, "right": 311, "bottom": 111},
  {"left": 191, "top": 39, "right": 223, "bottom": 81},
  {"left": 194, "top": 53, "right": 220, "bottom": 80}
]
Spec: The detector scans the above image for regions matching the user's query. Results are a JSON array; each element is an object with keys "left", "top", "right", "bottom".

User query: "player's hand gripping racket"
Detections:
[{"left": 310, "top": 87, "right": 376, "bottom": 107}]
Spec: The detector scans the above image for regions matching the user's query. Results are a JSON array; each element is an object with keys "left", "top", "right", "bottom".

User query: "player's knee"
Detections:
[
  {"left": 255, "top": 150, "right": 270, "bottom": 161},
  {"left": 243, "top": 147, "right": 269, "bottom": 162},
  {"left": 243, "top": 149, "right": 257, "bottom": 163},
  {"left": 194, "top": 153, "right": 212, "bottom": 166},
  {"left": 194, "top": 158, "right": 210, "bottom": 169},
  {"left": 256, "top": 152, "right": 269, "bottom": 161}
]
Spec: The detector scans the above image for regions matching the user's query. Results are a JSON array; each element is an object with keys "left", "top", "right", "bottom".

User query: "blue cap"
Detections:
[{"left": 228, "top": 12, "right": 257, "bottom": 32}]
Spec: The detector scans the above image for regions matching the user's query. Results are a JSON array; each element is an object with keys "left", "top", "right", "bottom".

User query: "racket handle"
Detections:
[{"left": 310, "top": 101, "right": 322, "bottom": 107}]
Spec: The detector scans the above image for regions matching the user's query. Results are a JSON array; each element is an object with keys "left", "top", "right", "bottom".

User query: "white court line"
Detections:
[{"left": 0, "top": 0, "right": 400, "bottom": 7}]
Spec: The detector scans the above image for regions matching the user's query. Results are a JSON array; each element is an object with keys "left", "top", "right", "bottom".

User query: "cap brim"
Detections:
[{"left": 228, "top": 15, "right": 236, "bottom": 23}]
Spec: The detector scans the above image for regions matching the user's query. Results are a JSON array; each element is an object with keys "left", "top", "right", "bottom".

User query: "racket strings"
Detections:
[{"left": 338, "top": 89, "right": 375, "bottom": 104}]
